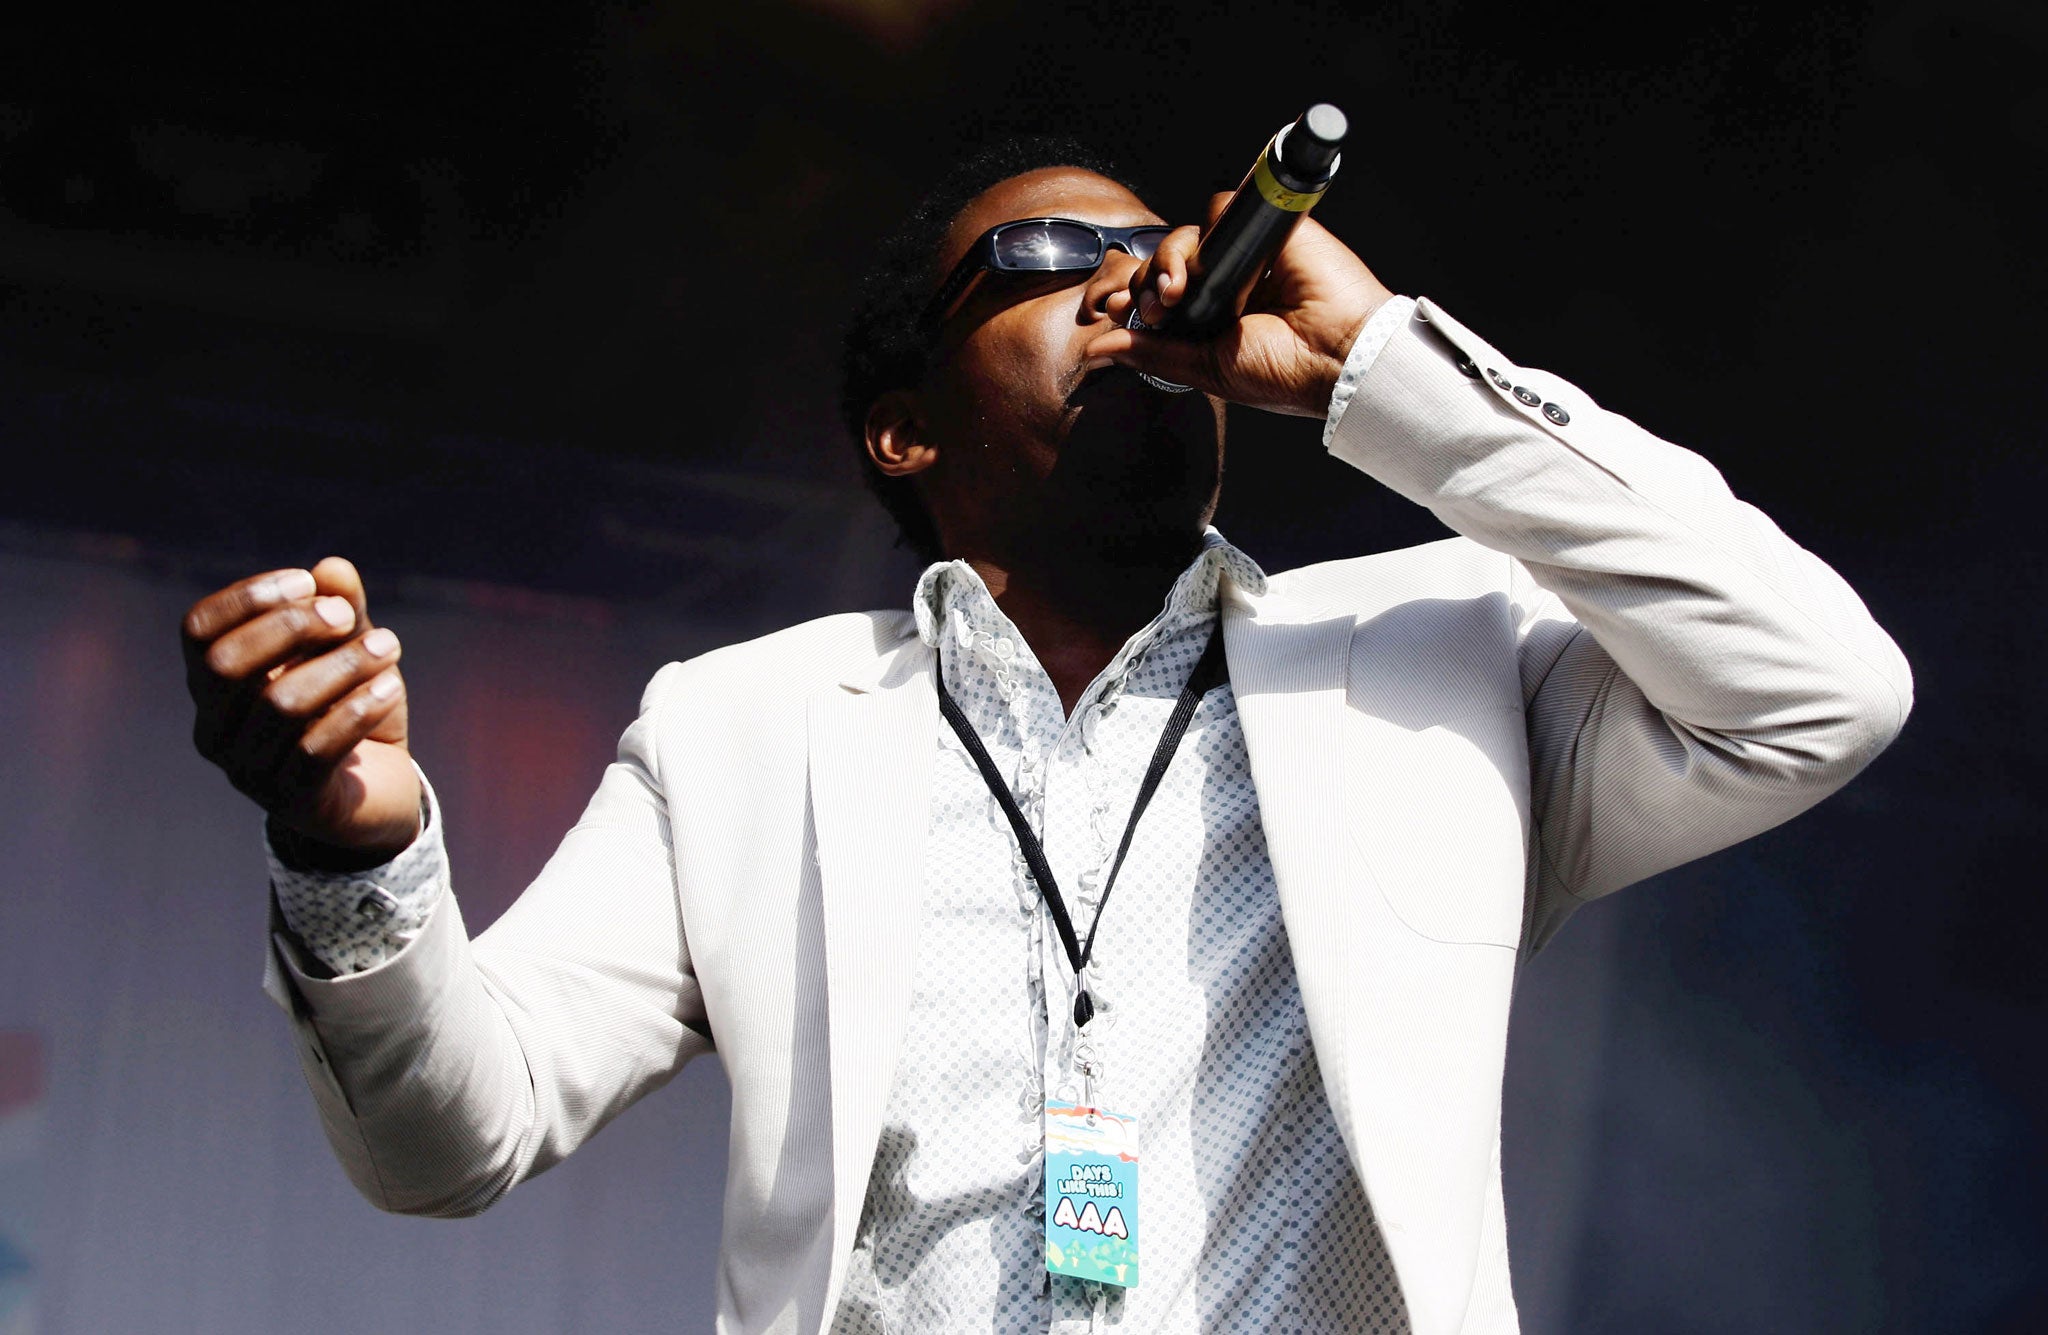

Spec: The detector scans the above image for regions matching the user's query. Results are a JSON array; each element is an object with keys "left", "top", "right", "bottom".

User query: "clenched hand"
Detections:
[{"left": 182, "top": 556, "right": 420, "bottom": 871}]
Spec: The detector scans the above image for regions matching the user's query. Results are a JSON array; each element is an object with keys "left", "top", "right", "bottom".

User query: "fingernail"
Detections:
[
  {"left": 257, "top": 570, "right": 316, "bottom": 604},
  {"left": 1156, "top": 272, "right": 1171, "bottom": 294},
  {"left": 362, "top": 627, "right": 399, "bottom": 657},
  {"left": 1139, "top": 292, "right": 1164, "bottom": 324},
  {"left": 368, "top": 672, "right": 401, "bottom": 701},
  {"left": 315, "top": 596, "right": 355, "bottom": 629},
  {"left": 1083, "top": 355, "right": 1115, "bottom": 373}
]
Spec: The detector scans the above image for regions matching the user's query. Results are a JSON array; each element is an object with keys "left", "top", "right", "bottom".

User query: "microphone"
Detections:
[{"left": 1132, "top": 103, "right": 1348, "bottom": 393}]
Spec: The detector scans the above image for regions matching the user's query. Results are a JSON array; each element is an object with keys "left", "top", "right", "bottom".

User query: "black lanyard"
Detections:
[{"left": 935, "top": 628, "right": 1228, "bottom": 1030}]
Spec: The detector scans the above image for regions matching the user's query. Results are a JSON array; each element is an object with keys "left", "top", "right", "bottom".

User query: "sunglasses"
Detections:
[{"left": 925, "top": 218, "right": 1173, "bottom": 322}]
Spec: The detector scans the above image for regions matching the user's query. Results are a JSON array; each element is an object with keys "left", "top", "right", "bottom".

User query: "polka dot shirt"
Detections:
[{"left": 831, "top": 532, "right": 1405, "bottom": 1334}]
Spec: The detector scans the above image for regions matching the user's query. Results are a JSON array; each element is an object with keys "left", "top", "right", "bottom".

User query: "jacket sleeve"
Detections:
[
  {"left": 1324, "top": 299, "right": 1912, "bottom": 950},
  {"left": 262, "top": 661, "right": 714, "bottom": 1216}
]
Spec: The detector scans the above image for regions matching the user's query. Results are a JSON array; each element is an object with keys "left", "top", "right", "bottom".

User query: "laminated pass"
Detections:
[{"left": 1044, "top": 1100, "right": 1140, "bottom": 1287}]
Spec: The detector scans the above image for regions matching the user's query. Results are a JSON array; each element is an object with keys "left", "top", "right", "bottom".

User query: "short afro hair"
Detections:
[{"left": 838, "top": 135, "right": 1140, "bottom": 566}]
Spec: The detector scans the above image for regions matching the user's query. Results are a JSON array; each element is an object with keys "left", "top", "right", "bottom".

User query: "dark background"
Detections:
[{"left": 1, "top": 1, "right": 2041, "bottom": 1330}]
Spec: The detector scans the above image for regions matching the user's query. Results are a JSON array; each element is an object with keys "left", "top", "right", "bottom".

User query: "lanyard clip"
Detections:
[{"left": 1074, "top": 1003, "right": 1103, "bottom": 1108}]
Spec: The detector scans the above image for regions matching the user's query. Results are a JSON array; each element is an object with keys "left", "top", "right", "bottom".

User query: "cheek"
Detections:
[
  {"left": 926, "top": 334, "right": 1053, "bottom": 467},
  {"left": 980, "top": 294, "right": 1082, "bottom": 394}
]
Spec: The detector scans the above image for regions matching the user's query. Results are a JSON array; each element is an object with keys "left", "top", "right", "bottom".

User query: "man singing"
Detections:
[{"left": 180, "top": 137, "right": 1911, "bottom": 1333}]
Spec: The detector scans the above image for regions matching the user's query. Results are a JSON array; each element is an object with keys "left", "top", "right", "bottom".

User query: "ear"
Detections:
[{"left": 864, "top": 391, "right": 938, "bottom": 479}]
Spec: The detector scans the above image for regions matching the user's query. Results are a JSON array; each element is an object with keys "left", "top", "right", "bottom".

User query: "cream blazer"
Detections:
[{"left": 264, "top": 300, "right": 1912, "bottom": 1334}]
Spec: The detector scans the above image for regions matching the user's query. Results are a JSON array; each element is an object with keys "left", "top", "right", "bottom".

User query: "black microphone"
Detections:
[{"left": 1133, "top": 103, "right": 1347, "bottom": 392}]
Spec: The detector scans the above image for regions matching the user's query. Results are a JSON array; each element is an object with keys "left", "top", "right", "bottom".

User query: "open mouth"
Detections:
[{"left": 1067, "top": 360, "right": 1136, "bottom": 401}]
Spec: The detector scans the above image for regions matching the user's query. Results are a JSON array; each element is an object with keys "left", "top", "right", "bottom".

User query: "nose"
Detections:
[{"left": 1083, "top": 244, "right": 1146, "bottom": 322}]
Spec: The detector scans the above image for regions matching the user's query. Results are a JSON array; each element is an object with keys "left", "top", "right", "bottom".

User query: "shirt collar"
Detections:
[{"left": 911, "top": 528, "right": 1267, "bottom": 652}]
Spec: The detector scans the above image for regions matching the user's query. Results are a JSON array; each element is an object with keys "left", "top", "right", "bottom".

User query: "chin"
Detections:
[{"left": 1054, "top": 434, "right": 1217, "bottom": 571}]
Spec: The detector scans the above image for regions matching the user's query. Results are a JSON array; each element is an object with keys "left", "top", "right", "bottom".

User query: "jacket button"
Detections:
[
  {"left": 1513, "top": 386, "right": 1542, "bottom": 406},
  {"left": 1542, "top": 401, "right": 1570, "bottom": 425},
  {"left": 1455, "top": 355, "right": 1481, "bottom": 379},
  {"left": 1487, "top": 369, "right": 1512, "bottom": 390}
]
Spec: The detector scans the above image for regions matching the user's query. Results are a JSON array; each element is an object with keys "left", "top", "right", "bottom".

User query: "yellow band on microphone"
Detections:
[{"left": 1250, "top": 152, "right": 1327, "bottom": 212}]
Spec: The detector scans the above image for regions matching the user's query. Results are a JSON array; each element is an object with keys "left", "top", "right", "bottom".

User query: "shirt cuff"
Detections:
[
  {"left": 1321, "top": 294, "right": 1418, "bottom": 450},
  {"left": 266, "top": 766, "right": 448, "bottom": 976}
]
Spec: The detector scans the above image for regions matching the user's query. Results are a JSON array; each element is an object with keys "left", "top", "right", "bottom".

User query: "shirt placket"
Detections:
[{"left": 1042, "top": 643, "right": 1169, "bottom": 1333}]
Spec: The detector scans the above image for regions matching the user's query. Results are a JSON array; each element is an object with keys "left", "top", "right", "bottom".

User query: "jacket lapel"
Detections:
[
  {"left": 1226, "top": 577, "right": 1510, "bottom": 1335},
  {"left": 808, "top": 641, "right": 939, "bottom": 1312},
  {"left": 1219, "top": 577, "right": 1360, "bottom": 1123}
]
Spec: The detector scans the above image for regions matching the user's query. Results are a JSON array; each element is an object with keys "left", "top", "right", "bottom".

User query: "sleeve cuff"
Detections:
[
  {"left": 266, "top": 765, "right": 448, "bottom": 975},
  {"left": 1321, "top": 294, "right": 1418, "bottom": 450}
]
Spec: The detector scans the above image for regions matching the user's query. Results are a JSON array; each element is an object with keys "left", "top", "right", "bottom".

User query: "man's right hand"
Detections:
[{"left": 183, "top": 555, "right": 421, "bottom": 870}]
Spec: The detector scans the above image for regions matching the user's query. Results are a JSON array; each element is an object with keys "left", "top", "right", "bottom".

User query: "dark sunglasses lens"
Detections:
[
  {"left": 992, "top": 221, "right": 1103, "bottom": 271},
  {"left": 1127, "top": 228, "right": 1171, "bottom": 261}
]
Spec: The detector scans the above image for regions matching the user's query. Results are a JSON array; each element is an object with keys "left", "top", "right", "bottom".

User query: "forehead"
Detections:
[{"left": 938, "top": 166, "right": 1161, "bottom": 274}]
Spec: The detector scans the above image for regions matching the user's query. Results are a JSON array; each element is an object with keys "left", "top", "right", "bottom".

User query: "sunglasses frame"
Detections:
[{"left": 924, "top": 218, "right": 1173, "bottom": 323}]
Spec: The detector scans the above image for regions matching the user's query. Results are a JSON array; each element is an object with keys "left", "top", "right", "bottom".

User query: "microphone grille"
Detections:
[
  {"left": 1278, "top": 104, "right": 1347, "bottom": 185},
  {"left": 1303, "top": 103, "right": 1348, "bottom": 145}
]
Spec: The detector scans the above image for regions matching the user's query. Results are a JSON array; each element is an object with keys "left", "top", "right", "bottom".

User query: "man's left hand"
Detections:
[{"left": 1086, "top": 192, "right": 1395, "bottom": 418}]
